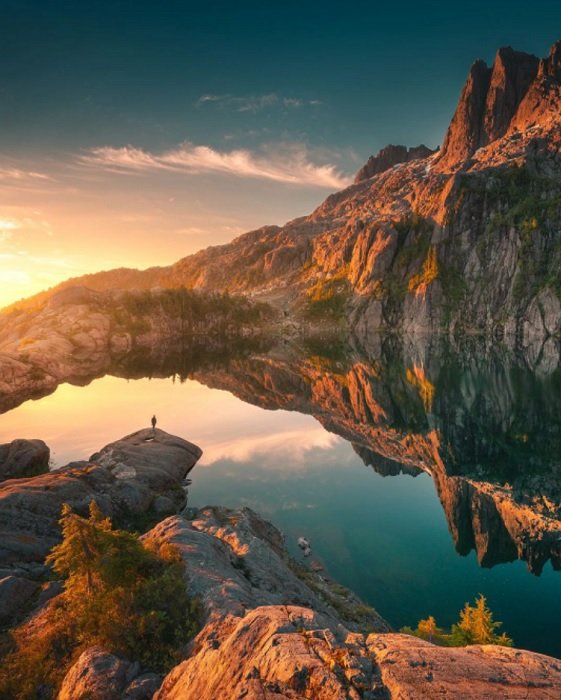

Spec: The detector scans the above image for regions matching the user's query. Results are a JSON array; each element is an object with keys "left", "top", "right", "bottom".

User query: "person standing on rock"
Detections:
[{"left": 151, "top": 415, "right": 157, "bottom": 430}]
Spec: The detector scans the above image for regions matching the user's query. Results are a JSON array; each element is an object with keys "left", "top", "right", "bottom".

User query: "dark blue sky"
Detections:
[{"left": 2, "top": 0, "right": 561, "bottom": 156}]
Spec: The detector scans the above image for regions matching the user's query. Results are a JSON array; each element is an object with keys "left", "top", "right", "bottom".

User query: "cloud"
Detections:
[
  {"left": 0, "top": 168, "right": 53, "bottom": 192},
  {"left": 0, "top": 168, "right": 51, "bottom": 181},
  {"left": 0, "top": 269, "right": 31, "bottom": 285},
  {"left": 80, "top": 142, "right": 352, "bottom": 189},
  {"left": 0, "top": 212, "right": 53, "bottom": 240},
  {"left": 197, "top": 93, "right": 322, "bottom": 113},
  {"left": 200, "top": 426, "right": 341, "bottom": 467}
]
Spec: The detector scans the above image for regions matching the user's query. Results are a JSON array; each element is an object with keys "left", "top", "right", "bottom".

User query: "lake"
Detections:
[{"left": 1, "top": 336, "right": 560, "bottom": 657}]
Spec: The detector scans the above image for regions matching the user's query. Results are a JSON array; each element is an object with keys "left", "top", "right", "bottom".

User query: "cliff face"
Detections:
[{"left": 7, "top": 40, "right": 561, "bottom": 340}]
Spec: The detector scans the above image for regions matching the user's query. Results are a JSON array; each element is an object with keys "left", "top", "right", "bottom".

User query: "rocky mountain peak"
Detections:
[
  {"left": 354, "top": 143, "right": 435, "bottom": 182},
  {"left": 539, "top": 39, "right": 561, "bottom": 79},
  {"left": 483, "top": 47, "right": 540, "bottom": 142},
  {"left": 436, "top": 46, "right": 542, "bottom": 171},
  {"left": 435, "top": 59, "right": 492, "bottom": 171}
]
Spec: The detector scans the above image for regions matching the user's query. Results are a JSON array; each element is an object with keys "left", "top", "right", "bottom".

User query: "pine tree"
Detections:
[
  {"left": 451, "top": 595, "right": 512, "bottom": 647},
  {"left": 417, "top": 615, "right": 442, "bottom": 642}
]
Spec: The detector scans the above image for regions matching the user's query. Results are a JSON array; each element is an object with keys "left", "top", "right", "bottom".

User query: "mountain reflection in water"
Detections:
[{"left": 1, "top": 333, "right": 560, "bottom": 656}]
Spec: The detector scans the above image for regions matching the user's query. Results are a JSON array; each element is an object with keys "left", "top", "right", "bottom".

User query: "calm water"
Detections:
[{"left": 1, "top": 339, "right": 560, "bottom": 657}]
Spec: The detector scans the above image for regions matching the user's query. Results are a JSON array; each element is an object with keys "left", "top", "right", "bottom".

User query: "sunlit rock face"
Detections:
[
  {"left": 354, "top": 144, "right": 436, "bottom": 182},
  {"left": 53, "top": 505, "right": 561, "bottom": 699},
  {"left": 151, "top": 509, "right": 561, "bottom": 700},
  {"left": 9, "top": 40, "right": 561, "bottom": 342}
]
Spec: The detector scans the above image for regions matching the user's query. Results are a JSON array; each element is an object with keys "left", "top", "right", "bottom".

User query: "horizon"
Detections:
[{"left": 2, "top": 1, "right": 561, "bottom": 307}]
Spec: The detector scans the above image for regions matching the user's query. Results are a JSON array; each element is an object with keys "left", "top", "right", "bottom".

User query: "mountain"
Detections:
[{"left": 6, "top": 40, "right": 561, "bottom": 342}]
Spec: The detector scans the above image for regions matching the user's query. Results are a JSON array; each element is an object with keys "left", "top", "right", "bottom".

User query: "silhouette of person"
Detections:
[{"left": 151, "top": 415, "right": 157, "bottom": 430}]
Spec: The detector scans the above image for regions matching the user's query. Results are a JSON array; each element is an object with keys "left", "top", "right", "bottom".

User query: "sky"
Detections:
[{"left": 1, "top": 0, "right": 561, "bottom": 306}]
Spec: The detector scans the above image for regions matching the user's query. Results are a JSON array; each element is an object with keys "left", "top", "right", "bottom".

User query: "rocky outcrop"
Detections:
[
  {"left": 368, "top": 633, "right": 561, "bottom": 699},
  {"left": 159, "top": 618, "right": 561, "bottom": 699},
  {"left": 58, "top": 647, "right": 158, "bottom": 700},
  {"left": 0, "top": 428, "right": 201, "bottom": 567},
  {"left": 0, "top": 439, "right": 49, "bottom": 480},
  {"left": 436, "top": 47, "right": 540, "bottom": 170},
  {"left": 148, "top": 508, "right": 561, "bottom": 698},
  {"left": 354, "top": 144, "right": 436, "bottom": 182}
]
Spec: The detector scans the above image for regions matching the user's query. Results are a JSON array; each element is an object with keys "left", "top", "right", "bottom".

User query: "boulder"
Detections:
[
  {"left": 124, "top": 673, "right": 162, "bottom": 699},
  {"left": 367, "top": 633, "right": 561, "bottom": 699},
  {"left": 58, "top": 646, "right": 138, "bottom": 700},
  {"left": 0, "top": 429, "right": 202, "bottom": 566},
  {"left": 0, "top": 439, "right": 50, "bottom": 480}
]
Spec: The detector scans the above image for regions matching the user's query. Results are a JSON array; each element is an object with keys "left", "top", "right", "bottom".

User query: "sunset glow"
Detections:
[{"left": 2, "top": 3, "right": 559, "bottom": 307}]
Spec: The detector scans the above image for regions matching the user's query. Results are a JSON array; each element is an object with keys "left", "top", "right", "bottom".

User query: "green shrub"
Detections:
[
  {"left": 0, "top": 502, "right": 200, "bottom": 700},
  {"left": 402, "top": 594, "right": 512, "bottom": 648}
]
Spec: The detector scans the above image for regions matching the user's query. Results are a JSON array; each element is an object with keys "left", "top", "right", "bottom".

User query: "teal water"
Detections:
[
  {"left": 189, "top": 437, "right": 561, "bottom": 658},
  {"left": 1, "top": 339, "right": 560, "bottom": 657}
]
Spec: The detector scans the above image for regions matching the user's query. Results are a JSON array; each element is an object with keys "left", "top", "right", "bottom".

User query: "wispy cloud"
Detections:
[
  {"left": 80, "top": 142, "right": 352, "bottom": 189},
  {"left": 0, "top": 212, "right": 53, "bottom": 240},
  {"left": 0, "top": 166, "right": 53, "bottom": 193},
  {"left": 0, "top": 167, "right": 51, "bottom": 182},
  {"left": 197, "top": 93, "right": 322, "bottom": 113}
]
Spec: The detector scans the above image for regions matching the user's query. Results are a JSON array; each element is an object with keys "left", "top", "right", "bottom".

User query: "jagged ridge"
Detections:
[{"left": 5, "top": 40, "right": 561, "bottom": 342}]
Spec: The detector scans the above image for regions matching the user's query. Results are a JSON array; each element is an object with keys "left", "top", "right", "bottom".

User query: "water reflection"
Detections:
[
  {"left": 183, "top": 334, "right": 561, "bottom": 575},
  {"left": 2, "top": 333, "right": 561, "bottom": 655},
  {"left": 3, "top": 332, "right": 560, "bottom": 575}
]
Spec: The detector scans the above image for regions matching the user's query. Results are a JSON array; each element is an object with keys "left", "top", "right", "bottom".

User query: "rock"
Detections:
[
  {"left": 124, "top": 673, "right": 162, "bottom": 699},
  {"left": 156, "top": 605, "right": 383, "bottom": 700},
  {"left": 0, "top": 575, "right": 39, "bottom": 625},
  {"left": 483, "top": 47, "right": 540, "bottom": 142},
  {"left": 0, "top": 429, "right": 201, "bottom": 566},
  {"left": 144, "top": 508, "right": 389, "bottom": 635},
  {"left": 0, "top": 439, "right": 50, "bottom": 480},
  {"left": 436, "top": 59, "right": 493, "bottom": 171},
  {"left": 58, "top": 646, "right": 138, "bottom": 700},
  {"left": 354, "top": 144, "right": 436, "bottom": 182},
  {"left": 367, "top": 633, "right": 561, "bottom": 699},
  {"left": 148, "top": 509, "right": 561, "bottom": 700},
  {"left": 152, "top": 495, "right": 177, "bottom": 515}
]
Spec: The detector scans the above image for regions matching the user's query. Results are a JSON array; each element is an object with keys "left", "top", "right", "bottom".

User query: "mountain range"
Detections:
[{"left": 7, "top": 39, "right": 561, "bottom": 344}]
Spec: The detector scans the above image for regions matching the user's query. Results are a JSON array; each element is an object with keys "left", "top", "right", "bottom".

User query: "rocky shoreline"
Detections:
[{"left": 1, "top": 430, "right": 561, "bottom": 698}]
